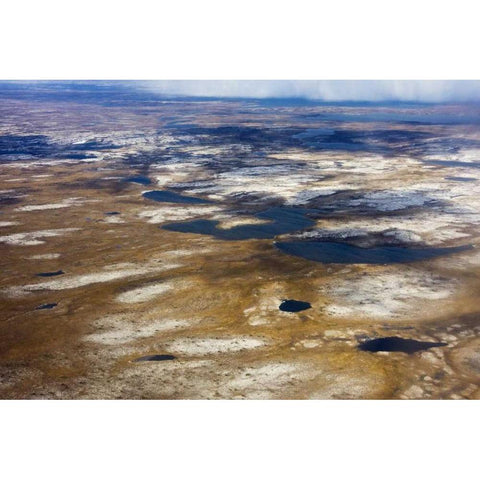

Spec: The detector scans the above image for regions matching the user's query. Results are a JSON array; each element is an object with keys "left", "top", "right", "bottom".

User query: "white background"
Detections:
[
  {"left": 2, "top": 0, "right": 480, "bottom": 79},
  {"left": 1, "top": 1, "right": 479, "bottom": 479}
]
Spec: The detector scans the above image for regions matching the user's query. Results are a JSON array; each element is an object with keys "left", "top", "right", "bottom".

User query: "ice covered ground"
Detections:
[
  {"left": 321, "top": 267, "right": 457, "bottom": 319},
  {"left": 15, "top": 197, "right": 92, "bottom": 211},
  {"left": 84, "top": 315, "right": 192, "bottom": 346},
  {"left": 2, "top": 261, "right": 183, "bottom": 297},
  {"left": 137, "top": 205, "right": 221, "bottom": 224},
  {"left": 0, "top": 228, "right": 80, "bottom": 246}
]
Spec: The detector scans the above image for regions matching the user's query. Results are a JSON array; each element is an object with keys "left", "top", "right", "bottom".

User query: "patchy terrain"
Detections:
[{"left": 1, "top": 81, "right": 480, "bottom": 399}]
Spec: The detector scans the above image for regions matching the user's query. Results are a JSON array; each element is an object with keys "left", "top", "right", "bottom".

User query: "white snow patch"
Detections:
[
  {"left": 137, "top": 205, "right": 221, "bottom": 224},
  {"left": 27, "top": 253, "right": 61, "bottom": 260},
  {"left": 214, "top": 215, "right": 271, "bottom": 229},
  {"left": 103, "top": 216, "right": 125, "bottom": 224},
  {"left": 323, "top": 268, "right": 456, "bottom": 319},
  {"left": 166, "top": 337, "right": 267, "bottom": 355},
  {"left": 348, "top": 190, "right": 429, "bottom": 211},
  {"left": 85, "top": 318, "right": 190, "bottom": 345},
  {"left": 116, "top": 279, "right": 187, "bottom": 303},
  {"left": 298, "top": 226, "right": 423, "bottom": 244},
  {"left": 297, "top": 339, "right": 323, "bottom": 349},
  {"left": 221, "top": 363, "right": 301, "bottom": 398},
  {"left": 285, "top": 188, "right": 338, "bottom": 205},
  {"left": 15, "top": 197, "right": 88, "bottom": 211},
  {"left": 161, "top": 248, "right": 211, "bottom": 258},
  {"left": 306, "top": 208, "right": 477, "bottom": 246},
  {"left": 243, "top": 287, "right": 293, "bottom": 326},
  {"left": 0, "top": 228, "right": 79, "bottom": 246},
  {"left": 3, "top": 262, "right": 182, "bottom": 296}
]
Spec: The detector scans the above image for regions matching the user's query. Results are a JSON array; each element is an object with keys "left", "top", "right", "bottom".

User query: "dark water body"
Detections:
[
  {"left": 275, "top": 241, "right": 472, "bottom": 264},
  {"left": 125, "top": 175, "right": 151, "bottom": 185},
  {"left": 292, "top": 128, "right": 335, "bottom": 139},
  {"left": 358, "top": 337, "right": 447, "bottom": 354},
  {"left": 162, "top": 207, "right": 316, "bottom": 240},
  {"left": 445, "top": 176, "right": 477, "bottom": 182},
  {"left": 425, "top": 159, "right": 480, "bottom": 169},
  {"left": 299, "top": 128, "right": 475, "bottom": 155},
  {"left": 133, "top": 354, "right": 176, "bottom": 362},
  {"left": 0, "top": 134, "right": 50, "bottom": 156},
  {"left": 61, "top": 153, "right": 97, "bottom": 160},
  {"left": 35, "top": 303, "right": 57, "bottom": 310},
  {"left": 279, "top": 299, "right": 311, "bottom": 312},
  {"left": 310, "top": 141, "right": 376, "bottom": 152},
  {"left": 105, "top": 211, "right": 120, "bottom": 215},
  {"left": 164, "top": 122, "right": 199, "bottom": 129},
  {"left": 309, "top": 112, "right": 480, "bottom": 126},
  {"left": 143, "top": 190, "right": 212, "bottom": 204},
  {"left": 36, "top": 270, "right": 64, "bottom": 277},
  {"left": 0, "top": 134, "right": 120, "bottom": 160},
  {"left": 0, "top": 195, "right": 21, "bottom": 206},
  {"left": 381, "top": 325, "right": 414, "bottom": 331}
]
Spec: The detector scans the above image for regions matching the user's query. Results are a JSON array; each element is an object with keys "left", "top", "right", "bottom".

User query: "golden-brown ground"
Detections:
[
  {"left": 1, "top": 159, "right": 479, "bottom": 399},
  {"left": 1, "top": 92, "right": 480, "bottom": 399}
]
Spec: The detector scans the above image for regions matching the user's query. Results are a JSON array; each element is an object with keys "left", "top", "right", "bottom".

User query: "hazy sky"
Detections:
[{"left": 139, "top": 80, "right": 480, "bottom": 102}]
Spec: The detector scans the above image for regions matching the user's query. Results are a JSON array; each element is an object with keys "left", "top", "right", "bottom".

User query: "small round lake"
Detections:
[{"left": 279, "top": 299, "right": 312, "bottom": 312}]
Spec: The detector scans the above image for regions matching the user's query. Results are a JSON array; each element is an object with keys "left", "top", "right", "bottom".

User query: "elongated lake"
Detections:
[{"left": 275, "top": 241, "right": 472, "bottom": 264}]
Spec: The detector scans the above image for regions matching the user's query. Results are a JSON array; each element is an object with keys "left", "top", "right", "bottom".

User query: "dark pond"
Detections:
[
  {"left": 36, "top": 270, "right": 65, "bottom": 277},
  {"left": 275, "top": 241, "right": 472, "bottom": 264},
  {"left": 292, "top": 128, "right": 335, "bottom": 139},
  {"left": 35, "top": 303, "right": 58, "bottom": 310},
  {"left": 309, "top": 112, "right": 480, "bottom": 126},
  {"left": 162, "top": 206, "right": 315, "bottom": 240},
  {"left": 143, "top": 190, "right": 212, "bottom": 204},
  {"left": 0, "top": 195, "right": 21, "bottom": 206},
  {"left": 445, "top": 176, "right": 477, "bottom": 182},
  {"left": 62, "top": 153, "right": 97, "bottom": 160},
  {"left": 125, "top": 175, "right": 151, "bottom": 185},
  {"left": 279, "top": 299, "right": 312, "bottom": 312},
  {"left": 105, "top": 211, "right": 120, "bottom": 215},
  {"left": 358, "top": 337, "right": 447, "bottom": 354},
  {"left": 0, "top": 134, "right": 120, "bottom": 160},
  {"left": 133, "top": 354, "right": 176, "bottom": 362},
  {"left": 425, "top": 160, "right": 480, "bottom": 169}
]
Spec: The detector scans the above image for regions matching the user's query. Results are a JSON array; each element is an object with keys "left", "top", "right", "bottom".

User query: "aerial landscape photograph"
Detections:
[
  {"left": 1, "top": 80, "right": 480, "bottom": 400},
  {"left": 3, "top": 1, "right": 479, "bottom": 478}
]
